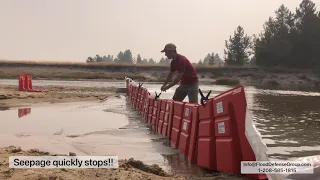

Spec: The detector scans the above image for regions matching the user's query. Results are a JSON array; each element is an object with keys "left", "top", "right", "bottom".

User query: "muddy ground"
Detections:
[
  {"left": 0, "top": 146, "right": 250, "bottom": 180},
  {"left": 0, "top": 84, "right": 252, "bottom": 180},
  {"left": 0, "top": 84, "right": 126, "bottom": 108}
]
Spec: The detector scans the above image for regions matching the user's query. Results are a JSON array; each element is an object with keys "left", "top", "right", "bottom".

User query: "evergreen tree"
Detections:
[{"left": 224, "top": 26, "right": 251, "bottom": 66}]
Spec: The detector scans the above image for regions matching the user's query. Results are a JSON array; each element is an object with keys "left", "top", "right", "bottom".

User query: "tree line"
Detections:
[
  {"left": 86, "top": 50, "right": 224, "bottom": 65},
  {"left": 86, "top": 50, "right": 157, "bottom": 64},
  {"left": 224, "top": 0, "right": 320, "bottom": 69},
  {"left": 87, "top": 0, "right": 320, "bottom": 69}
]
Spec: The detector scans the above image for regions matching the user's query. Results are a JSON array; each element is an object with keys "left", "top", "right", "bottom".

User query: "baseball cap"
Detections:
[{"left": 161, "top": 43, "right": 177, "bottom": 52}]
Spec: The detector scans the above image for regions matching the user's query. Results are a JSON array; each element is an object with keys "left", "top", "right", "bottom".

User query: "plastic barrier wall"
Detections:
[{"left": 125, "top": 77, "right": 316, "bottom": 180}]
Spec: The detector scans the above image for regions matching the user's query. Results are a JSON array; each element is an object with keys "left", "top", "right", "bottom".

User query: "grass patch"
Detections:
[{"left": 214, "top": 77, "right": 240, "bottom": 86}]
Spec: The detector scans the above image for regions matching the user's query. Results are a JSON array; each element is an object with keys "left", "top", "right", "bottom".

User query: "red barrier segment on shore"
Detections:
[{"left": 18, "top": 75, "right": 48, "bottom": 92}]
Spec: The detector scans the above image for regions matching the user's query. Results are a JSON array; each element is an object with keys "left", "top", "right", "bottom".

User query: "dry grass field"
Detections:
[{"left": 0, "top": 60, "right": 319, "bottom": 90}]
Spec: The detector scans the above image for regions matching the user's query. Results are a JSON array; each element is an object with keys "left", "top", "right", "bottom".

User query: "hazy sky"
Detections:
[{"left": 0, "top": 0, "right": 319, "bottom": 63}]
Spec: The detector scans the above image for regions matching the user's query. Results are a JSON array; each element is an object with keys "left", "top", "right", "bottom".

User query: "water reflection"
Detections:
[
  {"left": 18, "top": 108, "right": 31, "bottom": 118},
  {"left": 251, "top": 94, "right": 320, "bottom": 159}
]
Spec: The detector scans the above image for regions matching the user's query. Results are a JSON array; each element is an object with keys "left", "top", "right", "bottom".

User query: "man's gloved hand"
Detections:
[{"left": 161, "top": 85, "right": 169, "bottom": 92}]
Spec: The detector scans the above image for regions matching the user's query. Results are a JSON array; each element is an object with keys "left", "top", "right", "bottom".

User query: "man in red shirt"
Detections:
[{"left": 160, "top": 43, "right": 199, "bottom": 104}]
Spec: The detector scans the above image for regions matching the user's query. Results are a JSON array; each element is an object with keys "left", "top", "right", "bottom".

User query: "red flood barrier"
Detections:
[
  {"left": 213, "top": 85, "right": 267, "bottom": 179},
  {"left": 135, "top": 87, "right": 143, "bottom": 111},
  {"left": 157, "top": 99, "right": 167, "bottom": 134},
  {"left": 169, "top": 101, "right": 185, "bottom": 148},
  {"left": 131, "top": 86, "right": 137, "bottom": 107},
  {"left": 151, "top": 99, "right": 161, "bottom": 126},
  {"left": 134, "top": 87, "right": 140, "bottom": 109},
  {"left": 147, "top": 97, "right": 155, "bottom": 124},
  {"left": 162, "top": 100, "right": 173, "bottom": 137},
  {"left": 138, "top": 88, "right": 147, "bottom": 113},
  {"left": 19, "top": 74, "right": 48, "bottom": 92},
  {"left": 19, "top": 74, "right": 27, "bottom": 91},
  {"left": 196, "top": 98, "right": 217, "bottom": 170},
  {"left": 143, "top": 92, "right": 151, "bottom": 122},
  {"left": 178, "top": 103, "right": 198, "bottom": 158},
  {"left": 151, "top": 100, "right": 160, "bottom": 125}
]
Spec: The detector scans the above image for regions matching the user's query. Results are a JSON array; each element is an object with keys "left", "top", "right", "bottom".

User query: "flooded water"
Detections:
[{"left": 1, "top": 79, "right": 320, "bottom": 175}]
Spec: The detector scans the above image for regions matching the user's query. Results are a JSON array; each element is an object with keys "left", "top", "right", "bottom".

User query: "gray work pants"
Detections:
[{"left": 172, "top": 81, "right": 199, "bottom": 104}]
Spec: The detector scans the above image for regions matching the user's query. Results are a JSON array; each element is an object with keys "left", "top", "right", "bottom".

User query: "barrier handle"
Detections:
[
  {"left": 155, "top": 91, "right": 162, "bottom": 101},
  {"left": 138, "top": 83, "right": 143, "bottom": 88},
  {"left": 199, "top": 89, "right": 211, "bottom": 107}
]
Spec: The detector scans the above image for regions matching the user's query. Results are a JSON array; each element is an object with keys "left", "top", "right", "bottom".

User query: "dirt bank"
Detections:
[
  {"left": 1, "top": 61, "right": 320, "bottom": 90},
  {"left": 0, "top": 146, "right": 251, "bottom": 180},
  {"left": 0, "top": 146, "right": 178, "bottom": 180},
  {"left": 0, "top": 84, "right": 126, "bottom": 108}
]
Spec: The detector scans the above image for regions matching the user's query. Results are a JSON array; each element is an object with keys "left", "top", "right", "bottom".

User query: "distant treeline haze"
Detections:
[
  {"left": 86, "top": 50, "right": 224, "bottom": 66},
  {"left": 87, "top": 0, "right": 320, "bottom": 69}
]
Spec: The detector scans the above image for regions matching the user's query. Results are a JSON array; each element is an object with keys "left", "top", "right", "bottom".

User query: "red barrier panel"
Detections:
[
  {"left": 143, "top": 92, "right": 151, "bottom": 122},
  {"left": 131, "top": 86, "right": 137, "bottom": 107},
  {"left": 136, "top": 88, "right": 143, "bottom": 112},
  {"left": 170, "top": 101, "right": 185, "bottom": 148},
  {"left": 157, "top": 99, "right": 167, "bottom": 135},
  {"left": 178, "top": 103, "right": 198, "bottom": 158},
  {"left": 147, "top": 97, "right": 155, "bottom": 124},
  {"left": 150, "top": 99, "right": 161, "bottom": 133},
  {"left": 213, "top": 85, "right": 267, "bottom": 179},
  {"left": 19, "top": 74, "right": 48, "bottom": 92},
  {"left": 25, "top": 75, "right": 48, "bottom": 92},
  {"left": 26, "top": 75, "right": 32, "bottom": 91},
  {"left": 130, "top": 84, "right": 134, "bottom": 96},
  {"left": 135, "top": 87, "right": 140, "bottom": 109},
  {"left": 139, "top": 88, "right": 147, "bottom": 113},
  {"left": 135, "top": 87, "right": 142, "bottom": 110},
  {"left": 151, "top": 99, "right": 159, "bottom": 125},
  {"left": 161, "top": 100, "right": 173, "bottom": 137},
  {"left": 195, "top": 98, "right": 217, "bottom": 170},
  {"left": 19, "top": 74, "right": 27, "bottom": 91},
  {"left": 213, "top": 86, "right": 243, "bottom": 174}
]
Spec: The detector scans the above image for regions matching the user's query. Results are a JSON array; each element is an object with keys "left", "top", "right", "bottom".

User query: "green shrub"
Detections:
[{"left": 214, "top": 77, "right": 240, "bottom": 86}]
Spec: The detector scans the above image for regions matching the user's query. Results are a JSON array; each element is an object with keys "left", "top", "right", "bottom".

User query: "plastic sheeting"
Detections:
[{"left": 245, "top": 108, "right": 280, "bottom": 180}]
